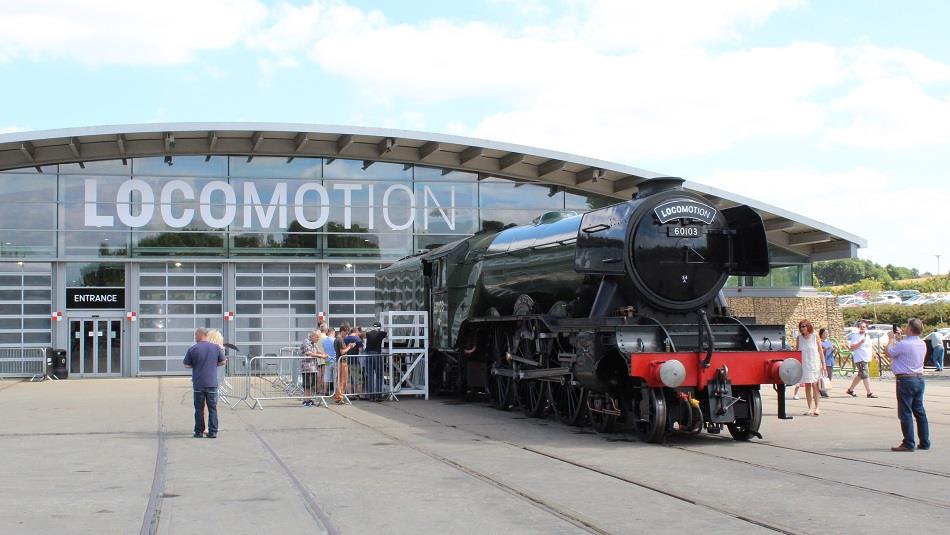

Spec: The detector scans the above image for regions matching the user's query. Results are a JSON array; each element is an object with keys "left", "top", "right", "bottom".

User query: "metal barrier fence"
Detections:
[
  {"left": 338, "top": 353, "right": 395, "bottom": 404},
  {"left": 219, "top": 355, "right": 253, "bottom": 408},
  {"left": 217, "top": 352, "right": 418, "bottom": 409},
  {"left": 0, "top": 347, "right": 47, "bottom": 381}
]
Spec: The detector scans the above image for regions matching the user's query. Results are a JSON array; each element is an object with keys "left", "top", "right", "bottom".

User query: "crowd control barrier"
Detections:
[
  {"left": 0, "top": 347, "right": 48, "bottom": 381},
  {"left": 217, "top": 351, "right": 426, "bottom": 410}
]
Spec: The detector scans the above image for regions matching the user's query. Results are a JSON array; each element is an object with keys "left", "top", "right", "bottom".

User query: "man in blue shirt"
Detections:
[
  {"left": 183, "top": 327, "right": 226, "bottom": 438},
  {"left": 886, "top": 318, "right": 930, "bottom": 452}
]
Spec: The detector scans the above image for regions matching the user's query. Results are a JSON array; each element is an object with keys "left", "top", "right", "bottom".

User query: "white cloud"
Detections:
[
  {"left": 693, "top": 168, "right": 948, "bottom": 271},
  {"left": 572, "top": 0, "right": 803, "bottom": 52},
  {"left": 0, "top": 0, "right": 266, "bottom": 65},
  {"left": 824, "top": 78, "right": 950, "bottom": 149},
  {"left": 1, "top": 126, "right": 27, "bottom": 134},
  {"left": 241, "top": 1, "right": 950, "bottom": 159}
]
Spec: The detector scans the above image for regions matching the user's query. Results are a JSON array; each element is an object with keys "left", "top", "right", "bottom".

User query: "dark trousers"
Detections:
[
  {"left": 896, "top": 377, "right": 929, "bottom": 449},
  {"left": 194, "top": 387, "right": 219, "bottom": 435},
  {"left": 365, "top": 351, "right": 383, "bottom": 399}
]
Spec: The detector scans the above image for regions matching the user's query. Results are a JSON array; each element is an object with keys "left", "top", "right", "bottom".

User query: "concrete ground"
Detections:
[{"left": 0, "top": 374, "right": 947, "bottom": 535}]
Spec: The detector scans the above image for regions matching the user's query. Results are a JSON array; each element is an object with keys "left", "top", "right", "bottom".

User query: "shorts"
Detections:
[
  {"left": 855, "top": 361, "right": 869, "bottom": 379},
  {"left": 301, "top": 371, "right": 317, "bottom": 389}
]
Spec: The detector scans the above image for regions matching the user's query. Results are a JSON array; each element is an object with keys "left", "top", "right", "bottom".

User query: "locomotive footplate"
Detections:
[{"left": 707, "top": 365, "right": 738, "bottom": 423}]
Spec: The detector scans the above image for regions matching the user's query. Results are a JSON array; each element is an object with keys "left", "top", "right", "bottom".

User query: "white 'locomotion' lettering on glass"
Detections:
[{"left": 82, "top": 178, "right": 458, "bottom": 231}]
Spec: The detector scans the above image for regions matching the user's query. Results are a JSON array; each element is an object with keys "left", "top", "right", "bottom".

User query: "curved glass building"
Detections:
[{"left": 0, "top": 124, "right": 865, "bottom": 376}]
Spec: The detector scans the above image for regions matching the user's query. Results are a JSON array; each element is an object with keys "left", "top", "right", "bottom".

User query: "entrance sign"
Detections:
[
  {"left": 83, "top": 178, "right": 456, "bottom": 231},
  {"left": 66, "top": 288, "right": 126, "bottom": 310}
]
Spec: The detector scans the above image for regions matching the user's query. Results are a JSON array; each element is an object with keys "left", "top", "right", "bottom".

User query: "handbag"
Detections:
[{"left": 820, "top": 374, "right": 831, "bottom": 391}]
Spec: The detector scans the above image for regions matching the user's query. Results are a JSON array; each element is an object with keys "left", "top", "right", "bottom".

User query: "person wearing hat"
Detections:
[{"left": 364, "top": 321, "right": 388, "bottom": 401}]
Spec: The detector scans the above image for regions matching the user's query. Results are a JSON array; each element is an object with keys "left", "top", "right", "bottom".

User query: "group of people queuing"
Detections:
[
  {"left": 298, "top": 321, "right": 388, "bottom": 406},
  {"left": 793, "top": 318, "right": 930, "bottom": 452}
]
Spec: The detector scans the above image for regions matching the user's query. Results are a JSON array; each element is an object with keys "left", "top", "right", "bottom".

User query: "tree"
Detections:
[
  {"left": 885, "top": 264, "right": 919, "bottom": 280},
  {"left": 813, "top": 259, "right": 891, "bottom": 286}
]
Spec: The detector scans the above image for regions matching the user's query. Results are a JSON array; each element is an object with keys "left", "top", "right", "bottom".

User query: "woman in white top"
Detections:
[{"left": 796, "top": 319, "right": 825, "bottom": 416}]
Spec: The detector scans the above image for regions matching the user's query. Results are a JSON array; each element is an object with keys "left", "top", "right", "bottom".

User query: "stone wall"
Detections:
[{"left": 727, "top": 296, "right": 845, "bottom": 343}]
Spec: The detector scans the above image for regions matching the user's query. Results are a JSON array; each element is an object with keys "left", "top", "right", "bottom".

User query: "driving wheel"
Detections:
[
  {"left": 549, "top": 380, "right": 588, "bottom": 426},
  {"left": 589, "top": 392, "right": 620, "bottom": 433},
  {"left": 727, "top": 389, "right": 762, "bottom": 441},
  {"left": 632, "top": 386, "right": 668, "bottom": 443}
]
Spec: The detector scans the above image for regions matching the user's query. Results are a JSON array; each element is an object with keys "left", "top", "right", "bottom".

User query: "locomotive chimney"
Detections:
[{"left": 634, "top": 177, "right": 684, "bottom": 198}]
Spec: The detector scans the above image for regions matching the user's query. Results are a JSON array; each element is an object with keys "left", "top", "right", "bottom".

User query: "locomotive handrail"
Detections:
[{"left": 699, "top": 310, "right": 715, "bottom": 368}]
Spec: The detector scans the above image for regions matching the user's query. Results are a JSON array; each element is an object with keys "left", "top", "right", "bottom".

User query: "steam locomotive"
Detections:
[{"left": 376, "top": 177, "right": 803, "bottom": 442}]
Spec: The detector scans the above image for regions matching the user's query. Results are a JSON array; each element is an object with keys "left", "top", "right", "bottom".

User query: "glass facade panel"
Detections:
[
  {"left": 65, "top": 262, "right": 125, "bottom": 287},
  {"left": 0, "top": 263, "right": 52, "bottom": 347},
  {"left": 327, "top": 263, "right": 381, "bottom": 329},
  {"left": 232, "top": 263, "right": 321, "bottom": 357},
  {"left": 0, "top": 173, "right": 57, "bottom": 203},
  {"left": 0, "top": 203, "right": 56, "bottom": 229},
  {"left": 137, "top": 263, "right": 224, "bottom": 374},
  {"left": 0, "top": 231, "right": 56, "bottom": 258},
  {"left": 479, "top": 178, "right": 564, "bottom": 209},
  {"left": 133, "top": 156, "right": 228, "bottom": 177},
  {"left": 324, "top": 159, "right": 411, "bottom": 181},
  {"left": 229, "top": 156, "right": 322, "bottom": 179}
]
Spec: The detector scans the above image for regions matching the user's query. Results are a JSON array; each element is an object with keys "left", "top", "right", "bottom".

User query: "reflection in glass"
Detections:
[
  {"left": 324, "top": 158, "right": 411, "bottom": 181},
  {"left": 0, "top": 203, "right": 56, "bottom": 229},
  {"left": 132, "top": 232, "right": 226, "bottom": 257},
  {"left": 0, "top": 174, "right": 57, "bottom": 203},
  {"left": 564, "top": 190, "right": 617, "bottom": 210},
  {"left": 0, "top": 231, "right": 56, "bottom": 258},
  {"left": 413, "top": 166, "right": 478, "bottom": 182},
  {"left": 231, "top": 231, "right": 319, "bottom": 256},
  {"left": 65, "top": 262, "right": 125, "bottom": 287},
  {"left": 133, "top": 156, "right": 227, "bottom": 177},
  {"left": 62, "top": 232, "right": 130, "bottom": 257},
  {"left": 479, "top": 177, "right": 564, "bottom": 209},
  {"left": 478, "top": 209, "right": 551, "bottom": 231},
  {"left": 59, "top": 159, "right": 130, "bottom": 175},
  {"left": 229, "top": 156, "right": 322, "bottom": 179}
]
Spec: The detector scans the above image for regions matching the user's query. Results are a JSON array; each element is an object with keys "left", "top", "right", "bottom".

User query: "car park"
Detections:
[
  {"left": 838, "top": 296, "right": 867, "bottom": 307},
  {"left": 869, "top": 295, "right": 902, "bottom": 305},
  {"left": 901, "top": 295, "right": 929, "bottom": 306},
  {"left": 898, "top": 289, "right": 921, "bottom": 301}
]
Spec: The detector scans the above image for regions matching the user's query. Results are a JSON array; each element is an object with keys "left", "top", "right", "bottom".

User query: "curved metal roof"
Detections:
[{"left": 0, "top": 122, "right": 864, "bottom": 260}]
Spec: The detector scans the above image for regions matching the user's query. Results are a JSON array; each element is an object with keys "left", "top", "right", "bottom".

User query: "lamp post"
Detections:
[{"left": 937, "top": 255, "right": 942, "bottom": 277}]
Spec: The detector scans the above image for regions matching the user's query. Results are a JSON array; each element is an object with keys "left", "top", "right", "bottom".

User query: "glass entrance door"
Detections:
[{"left": 68, "top": 319, "right": 122, "bottom": 376}]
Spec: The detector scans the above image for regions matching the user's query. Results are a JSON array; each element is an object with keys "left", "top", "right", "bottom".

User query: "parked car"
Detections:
[
  {"left": 869, "top": 295, "right": 902, "bottom": 305},
  {"left": 901, "top": 295, "right": 929, "bottom": 306},
  {"left": 837, "top": 295, "right": 855, "bottom": 305},
  {"left": 898, "top": 289, "right": 921, "bottom": 301},
  {"left": 839, "top": 296, "right": 867, "bottom": 307},
  {"left": 866, "top": 324, "right": 896, "bottom": 344}
]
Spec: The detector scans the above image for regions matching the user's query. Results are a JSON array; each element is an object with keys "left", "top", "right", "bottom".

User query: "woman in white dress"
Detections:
[{"left": 796, "top": 320, "right": 825, "bottom": 416}]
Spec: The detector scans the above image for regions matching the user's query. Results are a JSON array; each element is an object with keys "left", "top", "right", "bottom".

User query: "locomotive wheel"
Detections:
[
  {"left": 632, "top": 387, "right": 668, "bottom": 443},
  {"left": 491, "top": 372, "right": 515, "bottom": 410},
  {"left": 548, "top": 380, "right": 588, "bottom": 426},
  {"left": 727, "top": 389, "right": 762, "bottom": 441},
  {"left": 588, "top": 393, "right": 619, "bottom": 433},
  {"left": 521, "top": 379, "right": 547, "bottom": 418}
]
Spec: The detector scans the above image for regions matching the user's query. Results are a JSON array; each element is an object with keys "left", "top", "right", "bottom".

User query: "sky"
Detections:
[{"left": 1, "top": 0, "right": 948, "bottom": 273}]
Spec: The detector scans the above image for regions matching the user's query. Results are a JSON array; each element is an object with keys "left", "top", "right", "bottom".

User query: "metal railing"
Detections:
[
  {"left": 217, "top": 352, "right": 417, "bottom": 409},
  {"left": 0, "top": 347, "right": 47, "bottom": 381}
]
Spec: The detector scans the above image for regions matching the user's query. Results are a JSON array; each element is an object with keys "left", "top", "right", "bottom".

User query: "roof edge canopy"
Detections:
[{"left": 0, "top": 122, "right": 865, "bottom": 260}]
